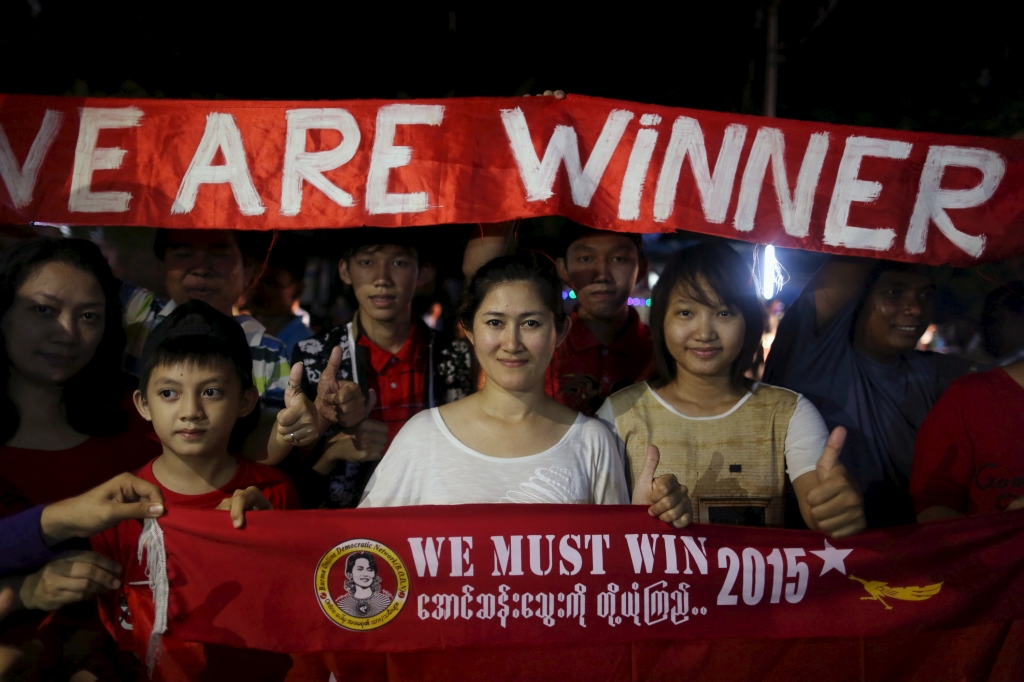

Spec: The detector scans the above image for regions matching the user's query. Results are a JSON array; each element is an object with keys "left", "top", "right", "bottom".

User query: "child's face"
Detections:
[
  {"left": 338, "top": 245, "right": 429, "bottom": 326},
  {"left": 134, "top": 358, "right": 258, "bottom": 459},
  {"left": 556, "top": 234, "right": 641, "bottom": 321},
  {"left": 662, "top": 282, "right": 746, "bottom": 382}
]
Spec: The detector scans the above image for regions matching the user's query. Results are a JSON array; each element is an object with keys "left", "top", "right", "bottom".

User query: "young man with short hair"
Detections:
[
  {"left": 549, "top": 224, "right": 653, "bottom": 415},
  {"left": 763, "top": 258, "right": 977, "bottom": 527},
  {"left": 292, "top": 228, "right": 474, "bottom": 508}
]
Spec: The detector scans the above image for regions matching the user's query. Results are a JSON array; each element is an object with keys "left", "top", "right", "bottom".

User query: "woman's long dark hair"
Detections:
[
  {"left": 0, "top": 238, "right": 128, "bottom": 444},
  {"left": 649, "top": 242, "right": 765, "bottom": 389}
]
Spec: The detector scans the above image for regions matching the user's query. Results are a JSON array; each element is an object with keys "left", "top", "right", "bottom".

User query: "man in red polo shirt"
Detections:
[
  {"left": 291, "top": 228, "right": 474, "bottom": 507},
  {"left": 548, "top": 224, "right": 653, "bottom": 415}
]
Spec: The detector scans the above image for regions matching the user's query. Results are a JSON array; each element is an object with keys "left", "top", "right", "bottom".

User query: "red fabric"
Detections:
[
  {"left": 359, "top": 325, "right": 427, "bottom": 445},
  {"left": 0, "top": 430, "right": 160, "bottom": 515},
  {"left": 313, "top": 622, "right": 1024, "bottom": 682},
  {"left": 2, "top": 94, "right": 1024, "bottom": 266},
  {"left": 911, "top": 368, "right": 1024, "bottom": 515},
  {"left": 90, "top": 456, "right": 299, "bottom": 681},
  {"left": 149, "top": 505, "right": 1023, "bottom": 655},
  {"left": 545, "top": 308, "right": 655, "bottom": 415}
]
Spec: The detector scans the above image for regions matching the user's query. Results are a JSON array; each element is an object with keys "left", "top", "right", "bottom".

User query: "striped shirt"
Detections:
[{"left": 121, "top": 282, "right": 291, "bottom": 407}]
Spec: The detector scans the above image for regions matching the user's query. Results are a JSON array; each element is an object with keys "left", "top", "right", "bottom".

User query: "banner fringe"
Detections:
[{"left": 138, "top": 518, "right": 169, "bottom": 677}]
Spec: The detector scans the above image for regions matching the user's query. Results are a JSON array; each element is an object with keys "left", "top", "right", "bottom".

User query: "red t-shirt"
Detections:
[
  {"left": 545, "top": 308, "right": 655, "bottom": 415},
  {"left": 0, "top": 430, "right": 161, "bottom": 516},
  {"left": 91, "top": 456, "right": 299, "bottom": 681},
  {"left": 910, "top": 368, "right": 1024, "bottom": 515},
  {"left": 359, "top": 325, "right": 427, "bottom": 445}
]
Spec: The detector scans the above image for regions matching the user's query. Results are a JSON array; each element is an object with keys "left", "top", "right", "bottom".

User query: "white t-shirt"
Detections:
[
  {"left": 595, "top": 384, "right": 828, "bottom": 480},
  {"left": 359, "top": 408, "right": 631, "bottom": 507}
]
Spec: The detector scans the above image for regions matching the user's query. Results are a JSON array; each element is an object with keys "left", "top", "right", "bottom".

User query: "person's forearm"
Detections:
[
  {"left": 463, "top": 222, "right": 514, "bottom": 282},
  {"left": 0, "top": 507, "right": 56, "bottom": 578},
  {"left": 242, "top": 408, "right": 281, "bottom": 465}
]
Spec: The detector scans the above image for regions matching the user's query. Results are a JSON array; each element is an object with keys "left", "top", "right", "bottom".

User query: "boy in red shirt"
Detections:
[
  {"left": 92, "top": 300, "right": 299, "bottom": 680},
  {"left": 548, "top": 224, "right": 654, "bottom": 415}
]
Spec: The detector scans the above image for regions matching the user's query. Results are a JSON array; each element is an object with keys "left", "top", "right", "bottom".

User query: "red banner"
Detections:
[
  {"left": 144, "top": 506, "right": 1022, "bottom": 655},
  {"left": 2, "top": 94, "right": 1023, "bottom": 265}
]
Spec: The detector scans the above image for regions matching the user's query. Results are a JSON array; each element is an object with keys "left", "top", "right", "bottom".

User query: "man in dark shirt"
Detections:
[
  {"left": 547, "top": 225, "right": 653, "bottom": 415},
  {"left": 764, "top": 257, "right": 976, "bottom": 528}
]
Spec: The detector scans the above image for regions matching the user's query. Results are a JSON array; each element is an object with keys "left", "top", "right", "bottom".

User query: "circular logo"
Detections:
[{"left": 315, "top": 539, "right": 410, "bottom": 631}]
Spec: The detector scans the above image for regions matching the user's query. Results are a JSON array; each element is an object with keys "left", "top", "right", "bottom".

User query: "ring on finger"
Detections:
[{"left": 289, "top": 432, "right": 298, "bottom": 444}]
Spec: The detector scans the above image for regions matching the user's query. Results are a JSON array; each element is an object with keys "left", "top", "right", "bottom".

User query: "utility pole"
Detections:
[{"left": 764, "top": 0, "right": 781, "bottom": 117}]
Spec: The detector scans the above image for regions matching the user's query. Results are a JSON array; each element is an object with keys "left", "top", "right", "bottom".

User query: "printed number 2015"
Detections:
[{"left": 716, "top": 548, "right": 809, "bottom": 606}]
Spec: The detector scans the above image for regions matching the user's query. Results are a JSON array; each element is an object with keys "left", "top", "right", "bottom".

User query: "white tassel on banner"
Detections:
[{"left": 137, "top": 518, "right": 169, "bottom": 677}]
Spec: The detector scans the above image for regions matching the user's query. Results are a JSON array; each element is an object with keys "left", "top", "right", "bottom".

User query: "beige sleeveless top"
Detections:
[{"left": 601, "top": 382, "right": 799, "bottom": 527}]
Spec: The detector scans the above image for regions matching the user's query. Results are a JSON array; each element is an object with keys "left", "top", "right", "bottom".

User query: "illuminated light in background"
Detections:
[
  {"left": 647, "top": 271, "right": 660, "bottom": 290},
  {"left": 567, "top": 291, "right": 653, "bottom": 306},
  {"left": 762, "top": 244, "right": 777, "bottom": 299}
]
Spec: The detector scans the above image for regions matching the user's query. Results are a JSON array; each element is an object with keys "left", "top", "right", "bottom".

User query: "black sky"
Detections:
[{"left": 2, "top": 1, "right": 1021, "bottom": 137}]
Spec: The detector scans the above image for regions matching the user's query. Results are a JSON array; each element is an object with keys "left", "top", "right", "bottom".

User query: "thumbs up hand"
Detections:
[
  {"left": 315, "top": 346, "right": 367, "bottom": 430},
  {"left": 632, "top": 444, "right": 692, "bottom": 528},
  {"left": 274, "top": 362, "right": 321, "bottom": 449},
  {"left": 804, "top": 427, "right": 866, "bottom": 538}
]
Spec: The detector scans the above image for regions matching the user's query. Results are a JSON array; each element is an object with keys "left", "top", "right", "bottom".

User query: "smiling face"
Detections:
[
  {"left": 855, "top": 271, "right": 935, "bottom": 361},
  {"left": 465, "top": 280, "right": 568, "bottom": 394},
  {"left": 1, "top": 261, "right": 106, "bottom": 386},
  {"left": 661, "top": 283, "right": 747, "bottom": 382},
  {"left": 164, "top": 230, "right": 248, "bottom": 315},
  {"left": 349, "top": 558, "right": 376, "bottom": 588},
  {"left": 556, "top": 234, "right": 641, "bottom": 321},
  {"left": 338, "top": 245, "right": 426, "bottom": 325},
  {"left": 134, "top": 358, "right": 258, "bottom": 459}
]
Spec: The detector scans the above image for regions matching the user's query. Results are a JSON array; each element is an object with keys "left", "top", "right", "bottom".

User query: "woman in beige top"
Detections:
[{"left": 598, "top": 243, "right": 865, "bottom": 538}]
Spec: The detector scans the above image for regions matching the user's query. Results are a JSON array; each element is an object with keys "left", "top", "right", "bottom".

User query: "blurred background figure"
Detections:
[
  {"left": 246, "top": 237, "right": 314, "bottom": 358},
  {"left": 979, "top": 281, "right": 1024, "bottom": 365}
]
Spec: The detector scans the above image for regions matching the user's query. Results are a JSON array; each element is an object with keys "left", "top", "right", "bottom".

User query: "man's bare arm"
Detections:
[
  {"left": 463, "top": 222, "right": 515, "bottom": 283},
  {"left": 812, "top": 257, "right": 873, "bottom": 333}
]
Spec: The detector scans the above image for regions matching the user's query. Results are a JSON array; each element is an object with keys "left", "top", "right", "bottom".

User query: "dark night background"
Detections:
[{"left": 2, "top": 1, "right": 1022, "bottom": 137}]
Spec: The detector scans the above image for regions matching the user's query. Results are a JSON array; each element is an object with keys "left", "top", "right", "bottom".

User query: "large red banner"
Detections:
[
  {"left": 2, "top": 94, "right": 1023, "bottom": 265},
  {"left": 140, "top": 506, "right": 1022, "bottom": 655}
]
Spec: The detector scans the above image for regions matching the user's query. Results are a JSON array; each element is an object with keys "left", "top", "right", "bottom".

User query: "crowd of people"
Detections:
[{"left": 0, "top": 219, "right": 1022, "bottom": 680}]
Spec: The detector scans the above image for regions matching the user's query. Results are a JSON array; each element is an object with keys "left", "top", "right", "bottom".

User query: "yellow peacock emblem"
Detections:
[{"left": 849, "top": 575, "right": 943, "bottom": 610}]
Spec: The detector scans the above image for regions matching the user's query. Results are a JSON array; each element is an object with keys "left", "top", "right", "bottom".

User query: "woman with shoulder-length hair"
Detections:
[
  {"left": 596, "top": 241, "right": 866, "bottom": 537},
  {"left": 359, "top": 252, "right": 689, "bottom": 527},
  {"left": 0, "top": 238, "right": 160, "bottom": 513}
]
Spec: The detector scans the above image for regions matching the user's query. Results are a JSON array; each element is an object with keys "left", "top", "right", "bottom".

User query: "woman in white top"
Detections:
[
  {"left": 597, "top": 242, "right": 866, "bottom": 538},
  {"left": 361, "top": 253, "right": 690, "bottom": 527}
]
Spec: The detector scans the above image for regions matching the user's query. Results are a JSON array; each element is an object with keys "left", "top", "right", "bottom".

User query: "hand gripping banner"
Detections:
[
  {"left": 2, "top": 94, "right": 1024, "bottom": 266},
  {"left": 135, "top": 505, "right": 1023, "bottom": 656}
]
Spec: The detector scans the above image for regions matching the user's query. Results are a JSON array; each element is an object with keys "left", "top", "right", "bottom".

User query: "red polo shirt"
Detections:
[
  {"left": 545, "top": 308, "right": 655, "bottom": 415},
  {"left": 359, "top": 325, "right": 428, "bottom": 445}
]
